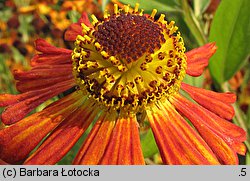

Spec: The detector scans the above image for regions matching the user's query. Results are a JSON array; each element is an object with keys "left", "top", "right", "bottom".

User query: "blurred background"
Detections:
[{"left": 0, "top": 0, "right": 249, "bottom": 164}]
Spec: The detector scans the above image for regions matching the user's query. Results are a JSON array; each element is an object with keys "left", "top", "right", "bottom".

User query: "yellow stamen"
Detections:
[
  {"left": 104, "top": 10, "right": 109, "bottom": 19},
  {"left": 139, "top": 9, "right": 144, "bottom": 16},
  {"left": 158, "top": 14, "right": 166, "bottom": 23},
  {"left": 114, "top": 4, "right": 118, "bottom": 14},
  {"left": 81, "top": 23, "right": 90, "bottom": 32},
  {"left": 134, "top": 3, "right": 139, "bottom": 13},
  {"left": 91, "top": 14, "right": 98, "bottom": 25},
  {"left": 101, "top": 51, "right": 109, "bottom": 59},
  {"left": 150, "top": 9, "right": 157, "bottom": 19},
  {"left": 124, "top": 5, "right": 129, "bottom": 13}
]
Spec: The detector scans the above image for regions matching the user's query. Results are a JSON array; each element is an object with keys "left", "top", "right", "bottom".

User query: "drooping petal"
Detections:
[
  {"left": 31, "top": 39, "right": 72, "bottom": 66},
  {"left": 185, "top": 43, "right": 217, "bottom": 76},
  {"left": 1, "top": 79, "right": 75, "bottom": 124},
  {"left": 16, "top": 74, "right": 74, "bottom": 92},
  {"left": 100, "top": 114, "right": 144, "bottom": 165},
  {"left": 64, "top": 12, "right": 92, "bottom": 41},
  {"left": 146, "top": 100, "right": 220, "bottom": 165},
  {"left": 73, "top": 113, "right": 116, "bottom": 165},
  {"left": 24, "top": 99, "right": 97, "bottom": 165},
  {"left": 0, "top": 92, "right": 83, "bottom": 164},
  {"left": 181, "top": 83, "right": 236, "bottom": 120},
  {"left": 170, "top": 94, "right": 246, "bottom": 164},
  {"left": 13, "top": 64, "right": 74, "bottom": 93},
  {"left": 172, "top": 94, "right": 246, "bottom": 142},
  {"left": 14, "top": 64, "right": 72, "bottom": 80}
]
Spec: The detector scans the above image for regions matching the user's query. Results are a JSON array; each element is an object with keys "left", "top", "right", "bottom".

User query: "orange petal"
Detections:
[
  {"left": 74, "top": 111, "right": 144, "bottom": 165},
  {"left": 16, "top": 74, "right": 74, "bottom": 92},
  {"left": 172, "top": 94, "right": 246, "bottom": 142},
  {"left": 73, "top": 113, "right": 116, "bottom": 165},
  {"left": 1, "top": 79, "right": 75, "bottom": 124},
  {"left": 0, "top": 79, "right": 74, "bottom": 107},
  {"left": 231, "top": 142, "right": 247, "bottom": 155},
  {"left": 64, "top": 23, "right": 83, "bottom": 42},
  {"left": 0, "top": 92, "right": 82, "bottom": 164},
  {"left": 34, "top": 38, "right": 72, "bottom": 55},
  {"left": 181, "top": 83, "right": 236, "bottom": 120},
  {"left": 0, "top": 159, "right": 9, "bottom": 165},
  {"left": 64, "top": 12, "right": 92, "bottom": 41},
  {"left": 24, "top": 99, "right": 97, "bottom": 165},
  {"left": 13, "top": 64, "right": 74, "bottom": 93},
  {"left": 31, "top": 39, "right": 72, "bottom": 66},
  {"left": 170, "top": 94, "right": 246, "bottom": 164},
  {"left": 147, "top": 101, "right": 220, "bottom": 165},
  {"left": 186, "top": 43, "right": 217, "bottom": 76},
  {"left": 100, "top": 114, "right": 144, "bottom": 165},
  {"left": 14, "top": 64, "right": 72, "bottom": 80}
]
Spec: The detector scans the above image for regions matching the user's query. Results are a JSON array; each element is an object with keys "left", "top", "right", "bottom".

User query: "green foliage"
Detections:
[
  {"left": 179, "top": 0, "right": 207, "bottom": 46},
  {"left": 0, "top": 7, "right": 12, "bottom": 22},
  {"left": 209, "top": 0, "right": 250, "bottom": 84},
  {"left": 140, "top": 129, "right": 159, "bottom": 158},
  {"left": 18, "top": 15, "right": 35, "bottom": 42},
  {"left": 68, "top": 10, "right": 81, "bottom": 23},
  {"left": 193, "top": 0, "right": 210, "bottom": 18},
  {"left": 119, "top": 0, "right": 181, "bottom": 13}
]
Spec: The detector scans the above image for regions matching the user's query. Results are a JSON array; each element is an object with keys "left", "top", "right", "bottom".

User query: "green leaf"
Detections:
[
  {"left": 246, "top": 151, "right": 250, "bottom": 165},
  {"left": 209, "top": 0, "right": 250, "bottom": 84},
  {"left": 119, "top": 0, "right": 181, "bottom": 13},
  {"left": 140, "top": 129, "right": 159, "bottom": 158}
]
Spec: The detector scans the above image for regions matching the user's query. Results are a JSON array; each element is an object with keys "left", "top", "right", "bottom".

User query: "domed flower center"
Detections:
[
  {"left": 72, "top": 4, "right": 187, "bottom": 112},
  {"left": 94, "top": 13, "right": 164, "bottom": 63}
]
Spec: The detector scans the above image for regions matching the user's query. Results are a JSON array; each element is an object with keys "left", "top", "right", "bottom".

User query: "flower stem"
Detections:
[{"left": 179, "top": 0, "right": 207, "bottom": 46}]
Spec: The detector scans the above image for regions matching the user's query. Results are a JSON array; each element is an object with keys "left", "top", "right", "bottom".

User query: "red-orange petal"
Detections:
[
  {"left": 24, "top": 99, "right": 97, "bottom": 165},
  {"left": 172, "top": 94, "right": 246, "bottom": 142},
  {"left": 64, "top": 12, "right": 91, "bottom": 41},
  {"left": 147, "top": 101, "right": 220, "bottom": 165},
  {"left": 31, "top": 39, "right": 72, "bottom": 66},
  {"left": 186, "top": 43, "right": 217, "bottom": 76},
  {"left": 0, "top": 159, "right": 9, "bottom": 165},
  {"left": 16, "top": 74, "right": 74, "bottom": 92},
  {"left": 73, "top": 113, "right": 116, "bottom": 165},
  {"left": 1, "top": 79, "right": 75, "bottom": 124},
  {"left": 74, "top": 112, "right": 144, "bottom": 165},
  {"left": 100, "top": 114, "right": 144, "bottom": 165},
  {"left": 0, "top": 79, "right": 73, "bottom": 107},
  {"left": 181, "top": 83, "right": 236, "bottom": 120},
  {"left": 14, "top": 64, "right": 72, "bottom": 80},
  {"left": 170, "top": 94, "right": 246, "bottom": 164},
  {"left": 0, "top": 92, "right": 82, "bottom": 164}
]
